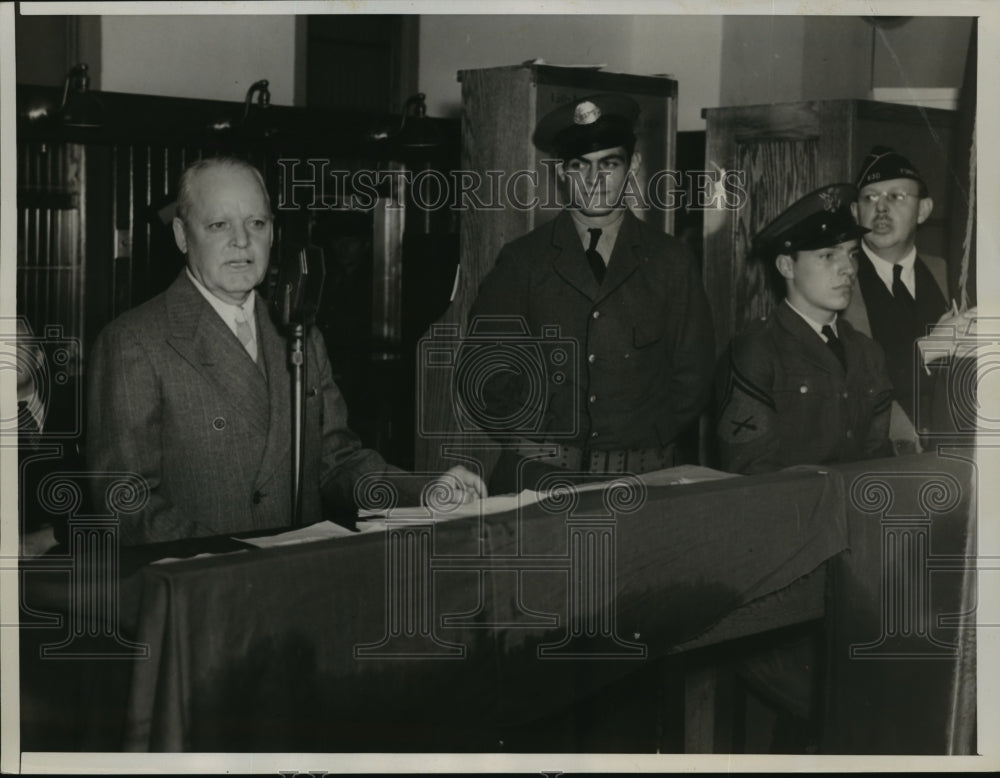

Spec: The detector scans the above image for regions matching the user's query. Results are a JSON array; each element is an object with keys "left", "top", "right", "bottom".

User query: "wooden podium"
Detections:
[
  {"left": 701, "top": 99, "right": 958, "bottom": 355},
  {"left": 415, "top": 64, "right": 679, "bottom": 474}
]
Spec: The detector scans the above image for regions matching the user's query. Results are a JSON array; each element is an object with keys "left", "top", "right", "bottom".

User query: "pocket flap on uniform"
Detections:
[{"left": 632, "top": 321, "right": 663, "bottom": 349}]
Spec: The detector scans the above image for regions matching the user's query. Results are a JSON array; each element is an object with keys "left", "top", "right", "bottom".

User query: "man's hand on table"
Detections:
[{"left": 424, "top": 466, "right": 488, "bottom": 510}]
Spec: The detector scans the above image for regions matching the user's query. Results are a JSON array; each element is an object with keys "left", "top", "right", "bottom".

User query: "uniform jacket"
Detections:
[
  {"left": 716, "top": 302, "right": 893, "bottom": 475},
  {"left": 466, "top": 209, "right": 715, "bottom": 458},
  {"left": 87, "top": 271, "right": 418, "bottom": 545},
  {"left": 841, "top": 252, "right": 949, "bottom": 448}
]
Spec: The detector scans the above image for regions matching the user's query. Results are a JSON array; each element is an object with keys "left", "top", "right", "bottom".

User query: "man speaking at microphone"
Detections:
[{"left": 88, "top": 157, "right": 484, "bottom": 546}]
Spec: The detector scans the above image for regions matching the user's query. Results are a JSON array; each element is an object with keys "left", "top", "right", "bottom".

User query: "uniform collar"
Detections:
[{"left": 784, "top": 299, "right": 837, "bottom": 338}]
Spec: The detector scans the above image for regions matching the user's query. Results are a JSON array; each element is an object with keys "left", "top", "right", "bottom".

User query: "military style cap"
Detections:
[
  {"left": 532, "top": 93, "right": 640, "bottom": 159},
  {"left": 855, "top": 145, "right": 926, "bottom": 191},
  {"left": 752, "top": 183, "right": 869, "bottom": 259}
]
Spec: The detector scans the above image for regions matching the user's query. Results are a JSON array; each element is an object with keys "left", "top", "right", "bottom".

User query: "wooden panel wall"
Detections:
[
  {"left": 703, "top": 99, "right": 957, "bottom": 355},
  {"left": 17, "top": 142, "right": 84, "bottom": 354}
]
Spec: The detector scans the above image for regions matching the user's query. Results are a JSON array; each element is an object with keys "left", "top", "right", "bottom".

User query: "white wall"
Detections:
[
  {"left": 418, "top": 15, "right": 722, "bottom": 132},
  {"left": 100, "top": 16, "right": 298, "bottom": 105},
  {"left": 629, "top": 15, "right": 723, "bottom": 131}
]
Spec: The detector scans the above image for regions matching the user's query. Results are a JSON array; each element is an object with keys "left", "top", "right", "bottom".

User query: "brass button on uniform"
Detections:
[
  {"left": 589, "top": 395, "right": 597, "bottom": 403},
  {"left": 799, "top": 385, "right": 808, "bottom": 394},
  {"left": 588, "top": 353, "right": 597, "bottom": 364},
  {"left": 592, "top": 310, "right": 601, "bottom": 320},
  {"left": 212, "top": 417, "right": 226, "bottom": 430},
  {"left": 845, "top": 430, "right": 853, "bottom": 439}
]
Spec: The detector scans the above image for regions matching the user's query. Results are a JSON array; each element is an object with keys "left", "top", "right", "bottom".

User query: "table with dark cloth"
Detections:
[
  {"left": 822, "top": 450, "right": 977, "bottom": 755},
  {"left": 17, "top": 453, "right": 975, "bottom": 754}
]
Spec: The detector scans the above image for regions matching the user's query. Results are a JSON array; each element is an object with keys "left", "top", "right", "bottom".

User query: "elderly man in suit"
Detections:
[
  {"left": 465, "top": 93, "right": 715, "bottom": 493},
  {"left": 88, "top": 157, "right": 483, "bottom": 545}
]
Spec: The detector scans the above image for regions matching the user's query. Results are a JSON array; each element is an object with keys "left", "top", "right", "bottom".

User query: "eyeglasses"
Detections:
[{"left": 860, "top": 191, "right": 921, "bottom": 205}]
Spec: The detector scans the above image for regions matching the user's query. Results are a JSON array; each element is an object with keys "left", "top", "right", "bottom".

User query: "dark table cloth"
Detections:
[
  {"left": 822, "top": 451, "right": 976, "bottom": 754},
  {"left": 18, "top": 453, "right": 975, "bottom": 754},
  {"left": 119, "top": 467, "right": 845, "bottom": 751}
]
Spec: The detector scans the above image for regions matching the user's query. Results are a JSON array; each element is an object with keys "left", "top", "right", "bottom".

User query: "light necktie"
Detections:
[
  {"left": 234, "top": 306, "right": 256, "bottom": 362},
  {"left": 892, "top": 264, "right": 915, "bottom": 307},
  {"left": 585, "top": 228, "right": 606, "bottom": 284},
  {"left": 821, "top": 325, "right": 847, "bottom": 371}
]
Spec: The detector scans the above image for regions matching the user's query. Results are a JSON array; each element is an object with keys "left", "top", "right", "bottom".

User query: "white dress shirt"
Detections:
[
  {"left": 861, "top": 241, "right": 917, "bottom": 298},
  {"left": 185, "top": 268, "right": 258, "bottom": 362}
]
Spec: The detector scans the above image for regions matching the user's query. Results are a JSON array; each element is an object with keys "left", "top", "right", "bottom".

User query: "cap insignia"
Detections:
[
  {"left": 818, "top": 187, "right": 841, "bottom": 212},
  {"left": 574, "top": 101, "right": 601, "bottom": 125}
]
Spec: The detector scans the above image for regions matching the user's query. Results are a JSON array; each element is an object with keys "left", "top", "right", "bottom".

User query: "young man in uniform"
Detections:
[
  {"left": 465, "top": 93, "right": 715, "bottom": 492},
  {"left": 717, "top": 183, "right": 895, "bottom": 474},
  {"left": 715, "top": 183, "right": 896, "bottom": 750}
]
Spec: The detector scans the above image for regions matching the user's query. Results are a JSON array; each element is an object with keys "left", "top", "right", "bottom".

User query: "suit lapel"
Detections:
[
  {"left": 254, "top": 297, "right": 293, "bottom": 491},
  {"left": 164, "top": 272, "right": 270, "bottom": 433},
  {"left": 775, "top": 302, "right": 841, "bottom": 376}
]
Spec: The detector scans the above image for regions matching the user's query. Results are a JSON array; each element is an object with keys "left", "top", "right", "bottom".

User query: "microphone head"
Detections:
[{"left": 271, "top": 246, "right": 326, "bottom": 328}]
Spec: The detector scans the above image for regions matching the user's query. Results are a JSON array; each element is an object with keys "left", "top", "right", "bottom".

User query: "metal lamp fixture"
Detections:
[
  {"left": 58, "top": 63, "right": 104, "bottom": 128},
  {"left": 209, "top": 79, "right": 275, "bottom": 138},
  {"left": 393, "top": 92, "right": 441, "bottom": 149}
]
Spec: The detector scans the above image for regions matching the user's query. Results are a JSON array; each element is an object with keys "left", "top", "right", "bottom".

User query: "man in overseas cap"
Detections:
[
  {"left": 716, "top": 184, "right": 894, "bottom": 474},
  {"left": 464, "top": 93, "right": 714, "bottom": 492},
  {"left": 843, "top": 145, "right": 954, "bottom": 448}
]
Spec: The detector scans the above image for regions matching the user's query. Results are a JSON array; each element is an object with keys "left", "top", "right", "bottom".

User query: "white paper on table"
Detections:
[
  {"left": 521, "top": 58, "right": 607, "bottom": 69},
  {"left": 355, "top": 466, "right": 738, "bottom": 531},
  {"left": 235, "top": 520, "right": 356, "bottom": 548},
  {"left": 151, "top": 551, "right": 244, "bottom": 565},
  {"left": 357, "top": 489, "right": 544, "bottom": 522},
  {"left": 637, "top": 464, "right": 738, "bottom": 487}
]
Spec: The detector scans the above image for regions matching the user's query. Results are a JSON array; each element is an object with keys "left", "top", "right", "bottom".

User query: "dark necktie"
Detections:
[
  {"left": 821, "top": 325, "right": 847, "bottom": 371},
  {"left": 892, "top": 264, "right": 915, "bottom": 307},
  {"left": 585, "top": 228, "right": 605, "bottom": 284}
]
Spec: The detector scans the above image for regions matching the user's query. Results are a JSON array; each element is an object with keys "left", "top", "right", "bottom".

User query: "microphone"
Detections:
[
  {"left": 271, "top": 246, "right": 326, "bottom": 330},
  {"left": 271, "top": 245, "right": 326, "bottom": 527}
]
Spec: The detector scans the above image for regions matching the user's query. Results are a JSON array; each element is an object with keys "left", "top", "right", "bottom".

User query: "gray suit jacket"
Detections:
[
  {"left": 842, "top": 252, "right": 948, "bottom": 338},
  {"left": 87, "top": 271, "right": 419, "bottom": 545},
  {"left": 841, "top": 252, "right": 948, "bottom": 452}
]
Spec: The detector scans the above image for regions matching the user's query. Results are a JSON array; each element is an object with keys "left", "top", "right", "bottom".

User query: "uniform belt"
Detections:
[{"left": 512, "top": 440, "right": 676, "bottom": 475}]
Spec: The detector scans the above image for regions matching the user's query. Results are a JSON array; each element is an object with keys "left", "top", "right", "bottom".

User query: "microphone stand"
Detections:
[
  {"left": 288, "top": 321, "right": 305, "bottom": 527},
  {"left": 274, "top": 246, "right": 326, "bottom": 529}
]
